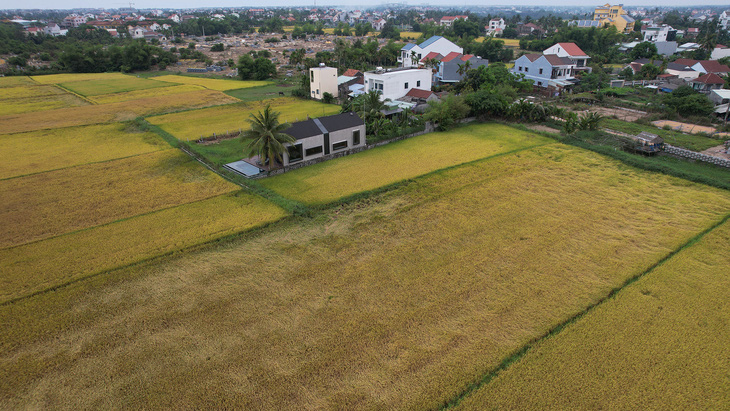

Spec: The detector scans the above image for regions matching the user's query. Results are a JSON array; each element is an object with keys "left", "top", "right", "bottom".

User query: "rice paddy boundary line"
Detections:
[
  {"left": 52, "top": 84, "right": 97, "bottom": 105},
  {"left": 0, "top": 148, "right": 173, "bottom": 182},
  {"left": 439, "top": 211, "right": 730, "bottom": 410},
  {"left": 0, "top": 188, "right": 244, "bottom": 253},
  {"left": 0, "top": 210, "right": 295, "bottom": 308}
]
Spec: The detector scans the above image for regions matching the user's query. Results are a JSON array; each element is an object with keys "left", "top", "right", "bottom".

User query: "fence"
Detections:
[{"left": 664, "top": 144, "right": 730, "bottom": 168}]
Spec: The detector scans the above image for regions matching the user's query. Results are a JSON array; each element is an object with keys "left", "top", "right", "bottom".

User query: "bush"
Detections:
[{"left": 210, "top": 43, "right": 224, "bottom": 52}]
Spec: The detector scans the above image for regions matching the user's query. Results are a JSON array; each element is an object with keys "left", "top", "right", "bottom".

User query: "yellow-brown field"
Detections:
[
  {"left": 147, "top": 97, "right": 341, "bottom": 140},
  {"left": 0, "top": 76, "right": 36, "bottom": 87},
  {"left": 0, "top": 83, "right": 90, "bottom": 115},
  {"left": 30, "top": 72, "right": 129, "bottom": 84},
  {"left": 0, "top": 192, "right": 286, "bottom": 303},
  {"left": 400, "top": 31, "right": 423, "bottom": 39},
  {"left": 261, "top": 123, "right": 552, "bottom": 204},
  {"left": 0, "top": 89, "right": 239, "bottom": 134},
  {"left": 0, "top": 123, "right": 168, "bottom": 179},
  {"left": 150, "top": 75, "right": 271, "bottom": 91},
  {"left": 0, "top": 84, "right": 67, "bottom": 100},
  {"left": 1, "top": 143, "right": 729, "bottom": 408},
  {"left": 0, "top": 150, "right": 238, "bottom": 248},
  {"left": 456, "top": 218, "right": 730, "bottom": 410},
  {"left": 88, "top": 84, "right": 204, "bottom": 104},
  {"left": 58, "top": 76, "right": 174, "bottom": 97}
]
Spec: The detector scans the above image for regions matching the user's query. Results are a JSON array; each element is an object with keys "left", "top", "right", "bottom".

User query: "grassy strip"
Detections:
[
  {"left": 440, "top": 211, "right": 730, "bottom": 410},
  {"left": 602, "top": 118, "right": 722, "bottom": 151},
  {"left": 135, "top": 117, "right": 180, "bottom": 148}
]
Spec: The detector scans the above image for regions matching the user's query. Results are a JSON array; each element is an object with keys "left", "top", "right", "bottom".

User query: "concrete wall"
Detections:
[
  {"left": 310, "top": 66, "right": 338, "bottom": 100},
  {"left": 665, "top": 144, "right": 730, "bottom": 168},
  {"left": 365, "top": 69, "right": 432, "bottom": 101},
  {"left": 283, "top": 124, "right": 366, "bottom": 166}
]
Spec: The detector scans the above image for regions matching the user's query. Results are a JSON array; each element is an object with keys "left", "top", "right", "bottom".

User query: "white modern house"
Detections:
[
  {"left": 439, "top": 15, "right": 468, "bottom": 27},
  {"left": 310, "top": 64, "right": 338, "bottom": 100},
  {"left": 486, "top": 18, "right": 506, "bottom": 36},
  {"left": 641, "top": 25, "right": 677, "bottom": 42},
  {"left": 719, "top": 10, "right": 730, "bottom": 31},
  {"left": 364, "top": 67, "right": 432, "bottom": 101},
  {"left": 282, "top": 113, "right": 366, "bottom": 166},
  {"left": 399, "top": 35, "right": 462, "bottom": 68}
]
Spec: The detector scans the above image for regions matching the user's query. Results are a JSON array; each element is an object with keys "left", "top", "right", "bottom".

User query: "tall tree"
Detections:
[{"left": 242, "top": 105, "right": 294, "bottom": 172}]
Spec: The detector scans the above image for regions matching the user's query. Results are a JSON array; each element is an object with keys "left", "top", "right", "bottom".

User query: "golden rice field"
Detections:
[
  {"left": 456, "top": 218, "right": 730, "bottom": 410},
  {"left": 30, "top": 72, "right": 129, "bottom": 84},
  {"left": 0, "top": 192, "right": 286, "bottom": 303},
  {"left": 0, "top": 123, "right": 168, "bottom": 179},
  {"left": 88, "top": 84, "right": 204, "bottom": 104},
  {"left": 0, "top": 89, "right": 239, "bottom": 134},
  {"left": 0, "top": 76, "right": 35, "bottom": 87},
  {"left": 58, "top": 76, "right": 175, "bottom": 96},
  {"left": 147, "top": 97, "right": 340, "bottom": 140},
  {"left": 261, "top": 123, "right": 552, "bottom": 205},
  {"left": 0, "top": 84, "right": 67, "bottom": 100},
  {"left": 400, "top": 31, "right": 423, "bottom": 39},
  {"left": 0, "top": 150, "right": 238, "bottom": 249},
  {"left": 0, "top": 83, "right": 90, "bottom": 115},
  {"left": 150, "top": 75, "right": 271, "bottom": 91},
  {"left": 1, "top": 143, "right": 729, "bottom": 408}
]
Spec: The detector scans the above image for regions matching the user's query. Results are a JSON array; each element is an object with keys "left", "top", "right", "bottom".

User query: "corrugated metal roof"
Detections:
[{"left": 418, "top": 35, "right": 444, "bottom": 49}]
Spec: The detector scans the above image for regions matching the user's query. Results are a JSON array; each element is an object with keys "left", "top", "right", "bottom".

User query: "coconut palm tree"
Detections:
[{"left": 242, "top": 105, "right": 294, "bottom": 174}]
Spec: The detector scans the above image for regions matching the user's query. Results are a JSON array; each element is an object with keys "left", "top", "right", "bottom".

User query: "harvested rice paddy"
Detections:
[
  {"left": 59, "top": 76, "right": 174, "bottom": 97},
  {"left": 0, "top": 89, "right": 239, "bottom": 134},
  {"left": 400, "top": 31, "right": 423, "bottom": 39},
  {"left": 0, "top": 83, "right": 89, "bottom": 115},
  {"left": 147, "top": 97, "right": 340, "bottom": 140},
  {"left": 30, "top": 72, "right": 129, "bottom": 84},
  {"left": 0, "top": 192, "right": 286, "bottom": 303},
  {"left": 2, "top": 143, "right": 729, "bottom": 408},
  {"left": 456, "top": 218, "right": 730, "bottom": 410},
  {"left": 0, "top": 122, "right": 168, "bottom": 179},
  {"left": 0, "top": 150, "right": 238, "bottom": 248},
  {"left": 151, "top": 75, "right": 271, "bottom": 91},
  {"left": 261, "top": 123, "right": 552, "bottom": 205}
]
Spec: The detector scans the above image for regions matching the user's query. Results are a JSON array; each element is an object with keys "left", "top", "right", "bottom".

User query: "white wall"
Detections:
[
  {"left": 283, "top": 125, "right": 366, "bottom": 166},
  {"left": 364, "top": 69, "right": 432, "bottom": 101}
]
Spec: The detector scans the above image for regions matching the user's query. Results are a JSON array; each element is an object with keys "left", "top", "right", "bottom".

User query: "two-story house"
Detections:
[
  {"left": 511, "top": 53, "right": 577, "bottom": 92},
  {"left": 434, "top": 52, "right": 489, "bottom": 84},
  {"left": 486, "top": 18, "right": 506, "bottom": 36},
  {"left": 439, "top": 15, "right": 468, "bottom": 27},
  {"left": 310, "top": 64, "right": 339, "bottom": 100},
  {"left": 399, "top": 35, "right": 462, "bottom": 68},
  {"left": 282, "top": 113, "right": 366, "bottom": 166},
  {"left": 593, "top": 3, "right": 635, "bottom": 33},
  {"left": 364, "top": 67, "right": 432, "bottom": 101},
  {"left": 543, "top": 43, "right": 591, "bottom": 73}
]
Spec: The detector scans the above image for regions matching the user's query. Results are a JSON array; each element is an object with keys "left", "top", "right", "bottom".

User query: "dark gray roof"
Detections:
[{"left": 285, "top": 112, "right": 364, "bottom": 140}]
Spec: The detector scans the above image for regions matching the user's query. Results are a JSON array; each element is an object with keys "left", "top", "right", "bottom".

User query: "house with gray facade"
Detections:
[
  {"left": 282, "top": 112, "right": 366, "bottom": 166},
  {"left": 434, "top": 52, "right": 489, "bottom": 84}
]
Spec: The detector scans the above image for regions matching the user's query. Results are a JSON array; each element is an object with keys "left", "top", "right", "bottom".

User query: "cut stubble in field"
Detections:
[{"left": 2, "top": 144, "right": 729, "bottom": 409}]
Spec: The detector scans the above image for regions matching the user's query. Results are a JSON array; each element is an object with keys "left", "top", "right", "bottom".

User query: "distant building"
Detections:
[
  {"left": 364, "top": 67, "right": 432, "bottom": 101},
  {"left": 371, "top": 18, "right": 387, "bottom": 31},
  {"left": 434, "top": 52, "right": 489, "bottom": 84},
  {"left": 310, "top": 65, "right": 338, "bottom": 100},
  {"left": 439, "top": 15, "right": 468, "bottom": 27},
  {"left": 512, "top": 53, "right": 577, "bottom": 93},
  {"left": 720, "top": 10, "right": 730, "bottom": 31},
  {"left": 592, "top": 3, "right": 634, "bottom": 33},
  {"left": 486, "top": 18, "right": 505, "bottom": 36},
  {"left": 641, "top": 25, "right": 676, "bottom": 42},
  {"left": 691, "top": 73, "right": 726, "bottom": 93}
]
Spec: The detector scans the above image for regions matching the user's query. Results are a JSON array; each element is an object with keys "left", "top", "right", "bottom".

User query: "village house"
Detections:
[
  {"left": 399, "top": 35, "right": 462, "bottom": 68},
  {"left": 281, "top": 113, "right": 366, "bottom": 166},
  {"left": 691, "top": 73, "right": 726, "bottom": 93},
  {"left": 592, "top": 3, "right": 635, "bottom": 33},
  {"left": 511, "top": 53, "right": 577, "bottom": 93},
  {"left": 433, "top": 52, "right": 489, "bottom": 84},
  {"left": 372, "top": 18, "right": 387, "bottom": 31},
  {"left": 641, "top": 25, "right": 677, "bottom": 42},
  {"left": 364, "top": 67, "right": 433, "bottom": 101},
  {"left": 310, "top": 64, "right": 338, "bottom": 100},
  {"left": 516, "top": 22, "right": 545, "bottom": 37},
  {"left": 543, "top": 42, "right": 591, "bottom": 73},
  {"left": 43, "top": 23, "right": 66, "bottom": 36},
  {"left": 711, "top": 44, "right": 730, "bottom": 60},
  {"left": 439, "top": 15, "right": 468, "bottom": 27},
  {"left": 486, "top": 18, "right": 505, "bottom": 36},
  {"left": 719, "top": 10, "right": 730, "bottom": 31}
]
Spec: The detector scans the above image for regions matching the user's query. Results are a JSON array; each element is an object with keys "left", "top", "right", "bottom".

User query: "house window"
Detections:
[
  {"left": 305, "top": 146, "right": 323, "bottom": 156},
  {"left": 404, "top": 82, "right": 409, "bottom": 89},
  {"left": 316, "top": 89, "right": 320, "bottom": 95},
  {"left": 353, "top": 129, "right": 361, "bottom": 145},
  {"left": 311, "top": 72, "right": 314, "bottom": 82},
  {"left": 417, "top": 80, "right": 421, "bottom": 87},
  {"left": 518, "top": 66, "right": 522, "bottom": 71},
  {"left": 525, "top": 67, "right": 529, "bottom": 72},
  {"left": 332, "top": 141, "right": 348, "bottom": 151},
  {"left": 538, "top": 81, "right": 542, "bottom": 87},
  {"left": 287, "top": 144, "right": 303, "bottom": 163},
  {"left": 539, "top": 68, "right": 543, "bottom": 74}
]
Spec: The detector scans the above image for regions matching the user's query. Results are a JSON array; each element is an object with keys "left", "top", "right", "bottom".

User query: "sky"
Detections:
[{"left": 6, "top": 0, "right": 730, "bottom": 11}]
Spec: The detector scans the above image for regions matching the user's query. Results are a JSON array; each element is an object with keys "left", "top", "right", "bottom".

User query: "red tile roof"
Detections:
[
  {"left": 405, "top": 88, "right": 435, "bottom": 99},
  {"left": 441, "top": 51, "right": 462, "bottom": 62},
  {"left": 524, "top": 53, "right": 543, "bottom": 62},
  {"left": 693, "top": 73, "right": 726, "bottom": 84},
  {"left": 460, "top": 54, "right": 474, "bottom": 61},
  {"left": 420, "top": 51, "right": 443, "bottom": 62},
  {"left": 696, "top": 60, "right": 730, "bottom": 73},
  {"left": 674, "top": 58, "right": 699, "bottom": 67},
  {"left": 556, "top": 42, "right": 588, "bottom": 57},
  {"left": 343, "top": 69, "right": 363, "bottom": 77}
]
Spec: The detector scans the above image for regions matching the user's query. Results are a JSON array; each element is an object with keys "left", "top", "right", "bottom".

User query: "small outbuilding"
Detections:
[{"left": 629, "top": 131, "right": 664, "bottom": 154}]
